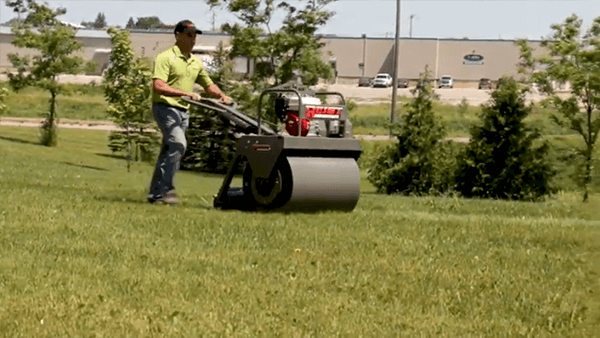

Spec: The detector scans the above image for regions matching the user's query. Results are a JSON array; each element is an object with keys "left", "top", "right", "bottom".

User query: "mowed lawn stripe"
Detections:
[{"left": 1, "top": 126, "right": 599, "bottom": 337}]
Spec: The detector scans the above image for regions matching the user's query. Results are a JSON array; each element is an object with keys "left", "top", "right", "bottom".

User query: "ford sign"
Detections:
[{"left": 463, "top": 54, "right": 484, "bottom": 65}]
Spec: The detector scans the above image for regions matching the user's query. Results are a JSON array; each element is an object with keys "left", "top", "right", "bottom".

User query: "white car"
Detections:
[
  {"left": 372, "top": 73, "right": 393, "bottom": 88},
  {"left": 439, "top": 75, "right": 454, "bottom": 88}
]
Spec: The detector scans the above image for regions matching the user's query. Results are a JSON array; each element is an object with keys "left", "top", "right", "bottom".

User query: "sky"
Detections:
[{"left": 1, "top": 0, "right": 599, "bottom": 40}]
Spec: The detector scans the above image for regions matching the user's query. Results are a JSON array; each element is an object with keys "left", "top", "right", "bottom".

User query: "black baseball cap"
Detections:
[{"left": 174, "top": 20, "right": 202, "bottom": 35}]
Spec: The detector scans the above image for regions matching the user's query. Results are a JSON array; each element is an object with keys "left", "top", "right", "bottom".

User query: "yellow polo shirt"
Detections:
[{"left": 151, "top": 45, "right": 214, "bottom": 109}]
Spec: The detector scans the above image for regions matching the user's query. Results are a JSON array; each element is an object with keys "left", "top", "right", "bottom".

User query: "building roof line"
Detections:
[{"left": 0, "top": 26, "right": 544, "bottom": 43}]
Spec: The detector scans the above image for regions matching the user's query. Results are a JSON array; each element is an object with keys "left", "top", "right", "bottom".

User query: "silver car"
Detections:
[
  {"left": 372, "top": 73, "right": 393, "bottom": 88},
  {"left": 439, "top": 75, "right": 454, "bottom": 88}
]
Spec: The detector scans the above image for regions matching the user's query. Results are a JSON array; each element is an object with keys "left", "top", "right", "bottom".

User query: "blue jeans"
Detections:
[{"left": 148, "top": 103, "right": 189, "bottom": 199}]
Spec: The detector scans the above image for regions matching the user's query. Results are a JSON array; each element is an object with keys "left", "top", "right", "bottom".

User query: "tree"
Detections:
[
  {"left": 5, "top": 1, "right": 88, "bottom": 146},
  {"left": 80, "top": 20, "right": 92, "bottom": 29},
  {"left": 81, "top": 13, "right": 106, "bottom": 29},
  {"left": 367, "top": 68, "right": 458, "bottom": 195},
  {"left": 516, "top": 15, "right": 600, "bottom": 201},
  {"left": 93, "top": 12, "right": 106, "bottom": 29},
  {"left": 207, "top": 0, "right": 334, "bottom": 86},
  {"left": 125, "top": 17, "right": 135, "bottom": 29},
  {"left": 5, "top": 0, "right": 30, "bottom": 20},
  {"left": 203, "top": 0, "right": 335, "bottom": 128},
  {"left": 455, "top": 77, "right": 555, "bottom": 201},
  {"left": 135, "top": 16, "right": 164, "bottom": 29},
  {"left": 103, "top": 27, "right": 159, "bottom": 171}
]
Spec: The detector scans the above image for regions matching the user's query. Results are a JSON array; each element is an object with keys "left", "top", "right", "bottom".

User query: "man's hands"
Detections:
[
  {"left": 187, "top": 92, "right": 201, "bottom": 101},
  {"left": 184, "top": 91, "right": 232, "bottom": 105},
  {"left": 219, "top": 95, "right": 234, "bottom": 105},
  {"left": 203, "top": 83, "right": 233, "bottom": 105}
]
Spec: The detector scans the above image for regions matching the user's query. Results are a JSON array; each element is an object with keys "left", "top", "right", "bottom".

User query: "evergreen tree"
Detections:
[
  {"left": 125, "top": 17, "right": 135, "bottom": 29},
  {"left": 182, "top": 42, "right": 239, "bottom": 173},
  {"left": 93, "top": 12, "right": 106, "bottom": 29},
  {"left": 103, "top": 27, "right": 159, "bottom": 171},
  {"left": 367, "top": 68, "right": 458, "bottom": 195},
  {"left": 455, "top": 78, "right": 555, "bottom": 201}
]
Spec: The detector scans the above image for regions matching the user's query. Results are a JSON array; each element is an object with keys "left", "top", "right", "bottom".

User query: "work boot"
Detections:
[{"left": 148, "top": 195, "right": 179, "bottom": 205}]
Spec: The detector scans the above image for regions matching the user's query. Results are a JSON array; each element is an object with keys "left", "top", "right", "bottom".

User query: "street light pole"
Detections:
[
  {"left": 362, "top": 33, "right": 366, "bottom": 77},
  {"left": 390, "top": 0, "right": 401, "bottom": 125}
]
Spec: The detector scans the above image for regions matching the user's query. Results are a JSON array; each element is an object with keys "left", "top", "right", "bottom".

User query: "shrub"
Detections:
[
  {"left": 367, "top": 140, "right": 461, "bottom": 195},
  {"left": 39, "top": 120, "right": 57, "bottom": 147},
  {"left": 181, "top": 43, "right": 242, "bottom": 173},
  {"left": 455, "top": 77, "right": 555, "bottom": 201},
  {"left": 0, "top": 87, "right": 7, "bottom": 119},
  {"left": 181, "top": 105, "right": 239, "bottom": 174},
  {"left": 457, "top": 97, "right": 469, "bottom": 116}
]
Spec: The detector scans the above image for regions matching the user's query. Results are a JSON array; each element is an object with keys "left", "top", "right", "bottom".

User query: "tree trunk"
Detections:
[
  {"left": 126, "top": 119, "right": 131, "bottom": 172},
  {"left": 49, "top": 90, "right": 56, "bottom": 126},
  {"left": 583, "top": 104, "right": 594, "bottom": 202}
]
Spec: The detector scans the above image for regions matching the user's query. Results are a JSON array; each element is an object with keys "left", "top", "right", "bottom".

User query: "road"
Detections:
[{"left": 323, "top": 83, "right": 557, "bottom": 106}]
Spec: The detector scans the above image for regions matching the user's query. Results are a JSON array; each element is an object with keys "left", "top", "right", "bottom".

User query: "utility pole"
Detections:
[
  {"left": 361, "top": 34, "right": 367, "bottom": 77},
  {"left": 409, "top": 14, "right": 416, "bottom": 38},
  {"left": 390, "top": 0, "right": 401, "bottom": 125},
  {"left": 211, "top": 11, "right": 216, "bottom": 31}
]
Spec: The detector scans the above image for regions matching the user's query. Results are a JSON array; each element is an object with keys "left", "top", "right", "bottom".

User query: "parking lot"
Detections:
[
  {"left": 0, "top": 74, "right": 563, "bottom": 107},
  {"left": 321, "top": 83, "right": 556, "bottom": 106}
]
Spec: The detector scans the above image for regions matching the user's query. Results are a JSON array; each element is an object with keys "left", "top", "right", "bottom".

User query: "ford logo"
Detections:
[{"left": 464, "top": 54, "right": 484, "bottom": 62}]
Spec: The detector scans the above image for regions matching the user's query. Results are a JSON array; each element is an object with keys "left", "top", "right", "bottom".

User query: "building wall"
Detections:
[
  {"left": 128, "top": 31, "right": 233, "bottom": 60},
  {"left": 321, "top": 37, "right": 396, "bottom": 79},
  {"left": 0, "top": 32, "right": 113, "bottom": 72},
  {"left": 391, "top": 39, "right": 439, "bottom": 79},
  {"left": 435, "top": 39, "right": 543, "bottom": 82},
  {"left": 0, "top": 27, "right": 544, "bottom": 86}
]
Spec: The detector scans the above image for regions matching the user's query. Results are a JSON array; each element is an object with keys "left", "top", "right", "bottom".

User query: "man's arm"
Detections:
[{"left": 153, "top": 79, "right": 201, "bottom": 101}]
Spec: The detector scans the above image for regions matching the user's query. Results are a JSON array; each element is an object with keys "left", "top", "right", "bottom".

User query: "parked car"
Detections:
[
  {"left": 438, "top": 75, "right": 454, "bottom": 88},
  {"left": 358, "top": 76, "right": 373, "bottom": 87},
  {"left": 372, "top": 73, "right": 393, "bottom": 88},
  {"left": 478, "top": 78, "right": 493, "bottom": 90},
  {"left": 396, "top": 78, "right": 409, "bottom": 88}
]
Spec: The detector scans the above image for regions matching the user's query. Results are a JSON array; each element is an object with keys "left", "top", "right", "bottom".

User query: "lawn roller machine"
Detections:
[{"left": 182, "top": 86, "right": 361, "bottom": 212}]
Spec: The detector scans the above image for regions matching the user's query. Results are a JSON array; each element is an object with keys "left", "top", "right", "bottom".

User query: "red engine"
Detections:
[
  {"left": 285, "top": 113, "right": 310, "bottom": 136},
  {"left": 275, "top": 94, "right": 344, "bottom": 137}
]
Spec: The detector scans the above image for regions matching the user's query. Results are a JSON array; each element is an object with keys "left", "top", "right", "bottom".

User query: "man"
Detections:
[{"left": 148, "top": 19, "right": 232, "bottom": 204}]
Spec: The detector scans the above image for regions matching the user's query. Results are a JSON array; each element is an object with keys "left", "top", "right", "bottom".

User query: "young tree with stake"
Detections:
[{"left": 5, "top": 0, "right": 90, "bottom": 146}]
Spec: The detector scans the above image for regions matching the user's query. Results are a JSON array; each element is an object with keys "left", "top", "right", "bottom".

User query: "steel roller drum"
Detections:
[{"left": 280, "top": 156, "right": 360, "bottom": 212}]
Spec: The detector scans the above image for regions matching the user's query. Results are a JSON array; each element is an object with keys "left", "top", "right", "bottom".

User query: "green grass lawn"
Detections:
[
  {"left": 1, "top": 83, "right": 109, "bottom": 121},
  {"left": 1, "top": 126, "right": 600, "bottom": 337}
]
